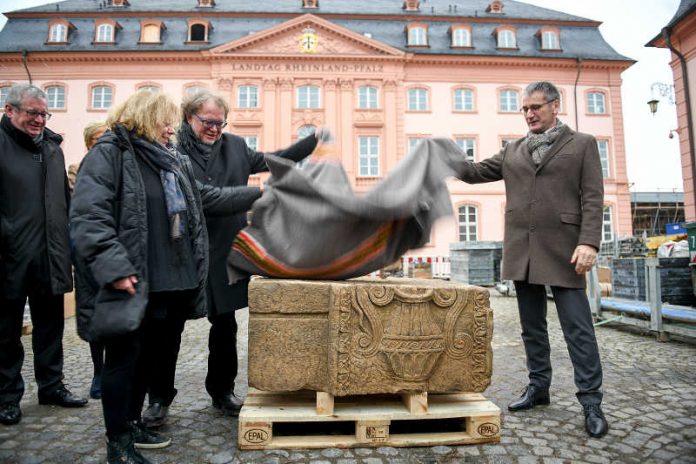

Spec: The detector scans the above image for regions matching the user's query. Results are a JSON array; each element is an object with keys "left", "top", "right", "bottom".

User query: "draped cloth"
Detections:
[{"left": 226, "top": 138, "right": 464, "bottom": 283}]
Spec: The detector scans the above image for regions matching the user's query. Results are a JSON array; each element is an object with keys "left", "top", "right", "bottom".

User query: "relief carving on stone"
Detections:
[{"left": 332, "top": 284, "right": 491, "bottom": 395}]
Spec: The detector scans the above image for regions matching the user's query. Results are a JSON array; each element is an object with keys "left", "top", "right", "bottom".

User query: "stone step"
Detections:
[{"left": 238, "top": 389, "right": 500, "bottom": 450}]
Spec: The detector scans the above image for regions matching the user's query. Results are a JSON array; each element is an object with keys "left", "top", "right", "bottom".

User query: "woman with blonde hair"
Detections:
[{"left": 70, "top": 90, "right": 242, "bottom": 464}]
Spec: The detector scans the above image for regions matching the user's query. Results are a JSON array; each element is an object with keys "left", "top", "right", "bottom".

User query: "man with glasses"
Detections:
[
  {"left": 0, "top": 84, "right": 87, "bottom": 426},
  {"left": 140, "top": 89, "right": 323, "bottom": 427},
  {"left": 454, "top": 81, "right": 608, "bottom": 438}
]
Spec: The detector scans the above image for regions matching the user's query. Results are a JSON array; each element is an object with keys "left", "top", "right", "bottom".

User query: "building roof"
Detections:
[
  {"left": 631, "top": 191, "right": 684, "bottom": 204},
  {"left": 0, "top": 0, "right": 631, "bottom": 61},
  {"left": 646, "top": 0, "right": 696, "bottom": 47}
]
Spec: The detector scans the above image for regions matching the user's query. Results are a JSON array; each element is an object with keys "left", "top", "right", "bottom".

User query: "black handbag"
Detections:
[{"left": 89, "top": 280, "right": 148, "bottom": 339}]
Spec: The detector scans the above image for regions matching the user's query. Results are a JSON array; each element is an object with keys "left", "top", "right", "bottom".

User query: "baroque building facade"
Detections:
[{"left": 0, "top": 0, "right": 634, "bottom": 259}]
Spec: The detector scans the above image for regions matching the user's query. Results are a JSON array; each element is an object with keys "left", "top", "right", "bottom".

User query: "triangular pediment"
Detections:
[{"left": 209, "top": 14, "right": 404, "bottom": 57}]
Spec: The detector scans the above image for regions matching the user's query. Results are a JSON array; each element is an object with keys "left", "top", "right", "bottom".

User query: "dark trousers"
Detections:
[
  {"left": 89, "top": 341, "right": 105, "bottom": 378},
  {"left": 103, "top": 291, "right": 191, "bottom": 438},
  {"left": 0, "top": 289, "right": 64, "bottom": 405},
  {"left": 205, "top": 311, "right": 239, "bottom": 399},
  {"left": 514, "top": 281, "right": 603, "bottom": 406}
]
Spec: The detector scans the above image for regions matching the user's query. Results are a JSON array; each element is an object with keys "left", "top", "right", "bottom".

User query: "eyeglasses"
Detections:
[
  {"left": 520, "top": 99, "right": 556, "bottom": 114},
  {"left": 193, "top": 113, "right": 227, "bottom": 130},
  {"left": 14, "top": 106, "right": 52, "bottom": 120}
]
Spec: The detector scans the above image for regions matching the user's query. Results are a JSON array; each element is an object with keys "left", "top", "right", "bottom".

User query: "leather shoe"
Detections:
[
  {"left": 584, "top": 404, "right": 609, "bottom": 438},
  {"left": 142, "top": 402, "right": 169, "bottom": 428},
  {"left": 0, "top": 403, "right": 22, "bottom": 425},
  {"left": 38, "top": 385, "right": 88, "bottom": 408},
  {"left": 211, "top": 394, "right": 243, "bottom": 416},
  {"left": 508, "top": 385, "right": 550, "bottom": 411}
]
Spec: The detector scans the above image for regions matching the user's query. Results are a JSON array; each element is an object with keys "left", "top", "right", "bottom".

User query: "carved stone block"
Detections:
[{"left": 248, "top": 278, "right": 493, "bottom": 395}]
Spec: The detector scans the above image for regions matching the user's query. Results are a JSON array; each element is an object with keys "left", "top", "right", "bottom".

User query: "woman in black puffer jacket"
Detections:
[{"left": 70, "top": 90, "right": 247, "bottom": 464}]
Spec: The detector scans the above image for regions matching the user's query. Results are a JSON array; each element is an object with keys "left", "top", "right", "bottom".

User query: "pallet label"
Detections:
[
  {"left": 477, "top": 422, "right": 499, "bottom": 437},
  {"left": 241, "top": 422, "right": 272, "bottom": 446},
  {"left": 366, "top": 426, "right": 388, "bottom": 441}
]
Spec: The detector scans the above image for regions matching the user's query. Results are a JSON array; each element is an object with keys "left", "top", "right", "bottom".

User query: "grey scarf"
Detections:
[{"left": 526, "top": 120, "right": 565, "bottom": 165}]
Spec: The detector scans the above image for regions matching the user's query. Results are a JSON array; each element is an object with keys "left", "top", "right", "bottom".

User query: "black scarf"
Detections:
[
  {"left": 177, "top": 121, "right": 220, "bottom": 167},
  {"left": 131, "top": 136, "right": 188, "bottom": 239}
]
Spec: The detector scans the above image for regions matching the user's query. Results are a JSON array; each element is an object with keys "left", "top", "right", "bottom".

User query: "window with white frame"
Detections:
[
  {"left": 238, "top": 85, "right": 258, "bottom": 108},
  {"left": 91, "top": 86, "right": 112, "bottom": 109},
  {"left": 451, "top": 28, "right": 470, "bottom": 47},
  {"left": 497, "top": 29, "right": 516, "bottom": 48},
  {"left": 454, "top": 88, "right": 474, "bottom": 111},
  {"left": 542, "top": 31, "right": 559, "bottom": 49},
  {"left": 186, "top": 85, "right": 207, "bottom": 96},
  {"left": 138, "top": 85, "right": 160, "bottom": 92},
  {"left": 358, "top": 86, "right": 379, "bottom": 109},
  {"left": 602, "top": 206, "right": 613, "bottom": 242},
  {"left": 587, "top": 92, "right": 606, "bottom": 114},
  {"left": 408, "top": 88, "right": 428, "bottom": 111},
  {"left": 458, "top": 205, "right": 478, "bottom": 241},
  {"left": 597, "top": 140, "right": 610, "bottom": 178},
  {"left": 244, "top": 135, "right": 258, "bottom": 151},
  {"left": 408, "top": 137, "right": 424, "bottom": 155},
  {"left": 408, "top": 26, "right": 427, "bottom": 46},
  {"left": 46, "top": 86, "right": 65, "bottom": 109},
  {"left": 296, "top": 125, "right": 316, "bottom": 168},
  {"left": 297, "top": 85, "right": 320, "bottom": 109},
  {"left": 499, "top": 89, "right": 519, "bottom": 112},
  {"left": 49, "top": 24, "right": 67, "bottom": 42},
  {"left": 0, "top": 87, "right": 9, "bottom": 107},
  {"left": 455, "top": 137, "right": 475, "bottom": 161},
  {"left": 96, "top": 24, "right": 114, "bottom": 42},
  {"left": 358, "top": 136, "right": 380, "bottom": 177}
]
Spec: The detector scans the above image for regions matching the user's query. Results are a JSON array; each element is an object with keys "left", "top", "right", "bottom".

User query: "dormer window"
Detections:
[
  {"left": 539, "top": 28, "right": 560, "bottom": 50},
  {"left": 187, "top": 19, "right": 211, "bottom": 43},
  {"left": 406, "top": 23, "right": 428, "bottom": 47},
  {"left": 496, "top": 28, "right": 516, "bottom": 49},
  {"left": 94, "top": 20, "right": 120, "bottom": 44},
  {"left": 451, "top": 25, "right": 471, "bottom": 48},
  {"left": 197, "top": 0, "right": 215, "bottom": 7},
  {"left": 486, "top": 0, "right": 503, "bottom": 13},
  {"left": 403, "top": 0, "right": 420, "bottom": 11},
  {"left": 302, "top": 0, "right": 318, "bottom": 7},
  {"left": 47, "top": 20, "right": 74, "bottom": 44},
  {"left": 140, "top": 20, "right": 165, "bottom": 44},
  {"left": 112, "top": 0, "right": 129, "bottom": 6}
]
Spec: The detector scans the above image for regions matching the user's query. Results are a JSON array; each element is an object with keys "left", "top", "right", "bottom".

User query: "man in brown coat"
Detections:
[{"left": 455, "top": 81, "right": 608, "bottom": 438}]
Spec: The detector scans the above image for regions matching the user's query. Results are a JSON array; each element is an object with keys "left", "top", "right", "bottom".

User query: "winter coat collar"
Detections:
[{"left": 0, "top": 114, "right": 62, "bottom": 152}]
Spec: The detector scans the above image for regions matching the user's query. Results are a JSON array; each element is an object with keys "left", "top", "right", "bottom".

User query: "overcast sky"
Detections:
[{"left": 0, "top": 0, "right": 684, "bottom": 192}]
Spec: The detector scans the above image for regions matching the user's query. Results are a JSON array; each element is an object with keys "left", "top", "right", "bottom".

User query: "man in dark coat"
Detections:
[
  {"left": 454, "top": 81, "right": 609, "bottom": 438},
  {"left": 140, "top": 90, "right": 320, "bottom": 426},
  {"left": 0, "top": 84, "right": 87, "bottom": 426}
]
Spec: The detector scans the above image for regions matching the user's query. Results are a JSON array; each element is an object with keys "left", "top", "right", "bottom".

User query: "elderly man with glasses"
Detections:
[
  {"left": 454, "top": 81, "right": 608, "bottom": 439},
  {"left": 140, "top": 89, "right": 324, "bottom": 427},
  {"left": 0, "top": 84, "right": 87, "bottom": 426}
]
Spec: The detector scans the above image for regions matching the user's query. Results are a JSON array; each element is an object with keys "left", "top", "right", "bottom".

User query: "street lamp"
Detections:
[{"left": 647, "top": 82, "right": 675, "bottom": 115}]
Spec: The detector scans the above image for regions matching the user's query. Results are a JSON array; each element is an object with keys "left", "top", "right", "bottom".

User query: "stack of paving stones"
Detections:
[{"left": 1, "top": 294, "right": 694, "bottom": 463}]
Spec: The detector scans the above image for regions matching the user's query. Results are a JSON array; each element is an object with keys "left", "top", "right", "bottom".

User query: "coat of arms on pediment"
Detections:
[{"left": 208, "top": 14, "right": 403, "bottom": 57}]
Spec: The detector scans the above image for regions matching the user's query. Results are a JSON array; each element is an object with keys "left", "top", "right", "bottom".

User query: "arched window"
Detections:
[
  {"left": 358, "top": 86, "right": 379, "bottom": 109},
  {"left": 189, "top": 23, "right": 206, "bottom": 42},
  {"left": 408, "top": 88, "right": 428, "bottom": 111},
  {"left": 451, "top": 28, "right": 470, "bottom": 47},
  {"left": 497, "top": 29, "right": 516, "bottom": 48},
  {"left": 499, "top": 89, "right": 519, "bottom": 112},
  {"left": 185, "top": 85, "right": 208, "bottom": 96},
  {"left": 45, "top": 86, "right": 65, "bottom": 109},
  {"left": 91, "top": 85, "right": 113, "bottom": 110},
  {"left": 587, "top": 91, "right": 606, "bottom": 114},
  {"left": 542, "top": 30, "right": 559, "bottom": 49},
  {"left": 141, "top": 22, "right": 162, "bottom": 43},
  {"left": 408, "top": 27, "right": 427, "bottom": 46},
  {"left": 238, "top": 85, "right": 258, "bottom": 108},
  {"left": 97, "top": 24, "right": 114, "bottom": 42},
  {"left": 454, "top": 88, "right": 474, "bottom": 112},
  {"left": 49, "top": 24, "right": 67, "bottom": 42},
  {"left": 458, "top": 205, "right": 478, "bottom": 241},
  {"left": 297, "top": 85, "right": 320, "bottom": 109}
]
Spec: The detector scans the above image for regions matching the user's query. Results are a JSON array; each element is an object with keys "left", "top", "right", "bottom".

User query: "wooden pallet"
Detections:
[{"left": 239, "top": 389, "right": 501, "bottom": 450}]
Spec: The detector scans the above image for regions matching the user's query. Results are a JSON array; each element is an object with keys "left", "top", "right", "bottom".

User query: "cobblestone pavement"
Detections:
[{"left": 1, "top": 293, "right": 695, "bottom": 464}]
